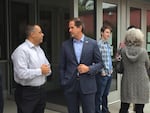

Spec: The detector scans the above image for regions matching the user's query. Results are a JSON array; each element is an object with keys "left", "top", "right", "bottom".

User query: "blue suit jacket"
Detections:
[{"left": 59, "top": 36, "right": 104, "bottom": 94}]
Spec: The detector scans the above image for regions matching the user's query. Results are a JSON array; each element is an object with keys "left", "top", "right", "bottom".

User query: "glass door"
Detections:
[
  {"left": 0, "top": 0, "right": 8, "bottom": 98},
  {"left": 0, "top": 0, "right": 7, "bottom": 60},
  {"left": 146, "top": 10, "right": 150, "bottom": 55},
  {"left": 38, "top": 0, "right": 70, "bottom": 112},
  {"left": 102, "top": 2, "right": 118, "bottom": 92},
  {"left": 102, "top": 1, "right": 120, "bottom": 103},
  {"left": 129, "top": 7, "right": 141, "bottom": 28},
  {"left": 9, "top": 0, "right": 36, "bottom": 95}
]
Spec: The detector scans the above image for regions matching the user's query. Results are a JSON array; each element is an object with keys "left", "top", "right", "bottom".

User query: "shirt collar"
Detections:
[
  {"left": 73, "top": 34, "right": 84, "bottom": 43},
  {"left": 100, "top": 38, "right": 108, "bottom": 44},
  {"left": 25, "top": 39, "right": 39, "bottom": 48}
]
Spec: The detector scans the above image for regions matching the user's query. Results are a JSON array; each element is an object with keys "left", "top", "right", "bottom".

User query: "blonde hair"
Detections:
[{"left": 124, "top": 28, "right": 144, "bottom": 47}]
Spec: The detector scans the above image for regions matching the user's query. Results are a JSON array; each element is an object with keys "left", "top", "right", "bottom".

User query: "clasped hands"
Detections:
[
  {"left": 41, "top": 64, "right": 51, "bottom": 75},
  {"left": 77, "top": 64, "right": 89, "bottom": 74}
]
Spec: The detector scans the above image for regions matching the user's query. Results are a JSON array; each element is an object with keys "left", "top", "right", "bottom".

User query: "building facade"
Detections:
[{"left": 0, "top": 0, "right": 150, "bottom": 112}]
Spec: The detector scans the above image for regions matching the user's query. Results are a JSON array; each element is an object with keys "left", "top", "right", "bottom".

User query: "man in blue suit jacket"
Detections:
[{"left": 59, "top": 18, "right": 104, "bottom": 113}]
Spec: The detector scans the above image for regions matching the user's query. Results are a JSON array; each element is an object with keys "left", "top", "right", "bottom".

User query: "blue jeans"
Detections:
[{"left": 95, "top": 75, "right": 112, "bottom": 113}]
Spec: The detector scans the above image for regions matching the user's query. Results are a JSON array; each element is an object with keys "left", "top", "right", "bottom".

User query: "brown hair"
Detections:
[
  {"left": 69, "top": 17, "right": 85, "bottom": 32},
  {"left": 100, "top": 25, "right": 112, "bottom": 33}
]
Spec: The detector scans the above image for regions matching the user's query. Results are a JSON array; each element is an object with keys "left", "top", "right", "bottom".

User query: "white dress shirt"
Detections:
[{"left": 11, "top": 39, "right": 51, "bottom": 86}]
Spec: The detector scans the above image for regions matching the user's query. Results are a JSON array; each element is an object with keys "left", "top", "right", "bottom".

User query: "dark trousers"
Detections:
[
  {"left": 95, "top": 75, "right": 112, "bottom": 113},
  {"left": 15, "top": 84, "right": 46, "bottom": 113},
  {"left": 119, "top": 102, "right": 144, "bottom": 113},
  {"left": 64, "top": 79, "right": 95, "bottom": 113}
]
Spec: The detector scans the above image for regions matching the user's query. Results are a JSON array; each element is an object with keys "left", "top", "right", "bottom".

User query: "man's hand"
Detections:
[
  {"left": 41, "top": 64, "right": 51, "bottom": 75},
  {"left": 77, "top": 64, "right": 89, "bottom": 74}
]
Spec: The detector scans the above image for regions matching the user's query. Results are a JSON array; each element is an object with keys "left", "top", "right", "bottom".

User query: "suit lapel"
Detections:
[
  {"left": 80, "top": 37, "right": 89, "bottom": 63},
  {"left": 69, "top": 38, "right": 78, "bottom": 64}
]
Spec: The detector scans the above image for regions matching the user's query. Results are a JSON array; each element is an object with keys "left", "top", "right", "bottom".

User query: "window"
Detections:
[
  {"left": 78, "top": 0, "right": 95, "bottom": 39},
  {"left": 10, "top": 0, "right": 35, "bottom": 52},
  {"left": 103, "top": 3, "right": 117, "bottom": 57},
  {"left": 146, "top": 10, "right": 150, "bottom": 54},
  {"left": 0, "top": 0, "right": 7, "bottom": 60},
  {"left": 103, "top": 2, "right": 118, "bottom": 91},
  {"left": 130, "top": 7, "right": 141, "bottom": 28}
]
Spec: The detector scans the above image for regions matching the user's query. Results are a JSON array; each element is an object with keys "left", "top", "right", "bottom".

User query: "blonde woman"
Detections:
[{"left": 119, "top": 28, "right": 150, "bottom": 113}]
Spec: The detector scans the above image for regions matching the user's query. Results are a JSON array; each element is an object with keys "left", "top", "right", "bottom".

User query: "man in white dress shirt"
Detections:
[{"left": 11, "top": 24, "right": 52, "bottom": 113}]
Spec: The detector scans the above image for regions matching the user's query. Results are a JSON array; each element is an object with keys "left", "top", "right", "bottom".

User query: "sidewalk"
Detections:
[
  {"left": 3, "top": 99, "right": 150, "bottom": 113},
  {"left": 3, "top": 99, "right": 60, "bottom": 113}
]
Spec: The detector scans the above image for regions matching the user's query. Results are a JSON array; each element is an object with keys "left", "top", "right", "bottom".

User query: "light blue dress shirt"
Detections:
[
  {"left": 73, "top": 35, "right": 84, "bottom": 63},
  {"left": 11, "top": 39, "right": 51, "bottom": 86}
]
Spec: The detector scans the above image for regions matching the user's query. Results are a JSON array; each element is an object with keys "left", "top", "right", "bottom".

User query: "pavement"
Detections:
[{"left": 3, "top": 99, "right": 150, "bottom": 113}]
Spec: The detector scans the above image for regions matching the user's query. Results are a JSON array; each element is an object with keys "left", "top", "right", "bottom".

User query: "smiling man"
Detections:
[
  {"left": 95, "top": 25, "right": 113, "bottom": 113},
  {"left": 11, "top": 24, "right": 52, "bottom": 113},
  {"left": 59, "top": 18, "right": 104, "bottom": 113}
]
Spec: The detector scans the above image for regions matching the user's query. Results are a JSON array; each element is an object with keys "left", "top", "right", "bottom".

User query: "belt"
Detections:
[
  {"left": 16, "top": 83, "right": 45, "bottom": 89},
  {"left": 76, "top": 77, "right": 80, "bottom": 80},
  {"left": 76, "top": 72, "right": 80, "bottom": 80}
]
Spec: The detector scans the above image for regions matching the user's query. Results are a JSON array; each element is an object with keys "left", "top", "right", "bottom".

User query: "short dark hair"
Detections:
[
  {"left": 69, "top": 17, "right": 85, "bottom": 32},
  {"left": 25, "top": 25, "right": 36, "bottom": 38},
  {"left": 100, "top": 25, "right": 112, "bottom": 33}
]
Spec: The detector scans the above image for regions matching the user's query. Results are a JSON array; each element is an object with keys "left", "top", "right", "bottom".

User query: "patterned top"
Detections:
[{"left": 97, "top": 39, "right": 112, "bottom": 76}]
